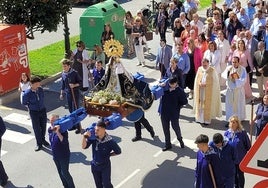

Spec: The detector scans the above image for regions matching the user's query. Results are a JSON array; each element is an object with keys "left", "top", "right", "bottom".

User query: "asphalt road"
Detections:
[{"left": 0, "top": 0, "right": 267, "bottom": 187}]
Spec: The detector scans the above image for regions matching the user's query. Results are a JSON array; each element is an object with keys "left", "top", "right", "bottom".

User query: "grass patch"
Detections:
[
  {"left": 28, "top": 35, "right": 80, "bottom": 79},
  {"left": 199, "top": 0, "right": 212, "bottom": 9}
]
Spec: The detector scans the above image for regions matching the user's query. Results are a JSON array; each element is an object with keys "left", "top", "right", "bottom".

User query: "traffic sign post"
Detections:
[{"left": 240, "top": 123, "right": 268, "bottom": 177}]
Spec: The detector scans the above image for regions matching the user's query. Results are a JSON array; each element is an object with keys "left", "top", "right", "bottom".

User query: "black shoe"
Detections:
[
  {"left": 34, "top": 145, "right": 43, "bottom": 152},
  {"left": 150, "top": 131, "right": 155, "bottom": 138},
  {"left": 179, "top": 139, "right": 185, "bottom": 148},
  {"left": 162, "top": 145, "right": 172, "bottom": 151},
  {"left": 43, "top": 140, "right": 50, "bottom": 147},
  {"left": 132, "top": 136, "right": 142, "bottom": 142},
  {"left": 0, "top": 179, "right": 8, "bottom": 187},
  {"left": 203, "top": 123, "right": 210, "bottom": 126}
]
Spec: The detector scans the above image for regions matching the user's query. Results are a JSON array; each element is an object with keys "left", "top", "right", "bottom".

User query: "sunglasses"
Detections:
[{"left": 77, "top": 45, "right": 81, "bottom": 47}]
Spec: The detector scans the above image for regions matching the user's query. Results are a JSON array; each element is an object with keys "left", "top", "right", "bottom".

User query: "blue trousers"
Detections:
[
  {"left": 160, "top": 115, "right": 182, "bottom": 147},
  {"left": 54, "top": 158, "right": 75, "bottom": 188},
  {"left": 29, "top": 108, "right": 47, "bottom": 146},
  {"left": 91, "top": 161, "right": 113, "bottom": 188},
  {"left": 223, "top": 175, "right": 235, "bottom": 188},
  {"left": 66, "top": 90, "right": 80, "bottom": 113},
  {"left": 235, "top": 164, "right": 245, "bottom": 188},
  {"left": 66, "top": 90, "right": 80, "bottom": 130}
]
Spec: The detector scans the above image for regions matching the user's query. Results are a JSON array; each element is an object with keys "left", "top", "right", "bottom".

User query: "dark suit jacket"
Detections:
[
  {"left": 158, "top": 87, "right": 188, "bottom": 119},
  {"left": 249, "top": 37, "right": 259, "bottom": 58},
  {"left": 155, "top": 45, "right": 172, "bottom": 70},
  {"left": 253, "top": 50, "right": 268, "bottom": 77}
]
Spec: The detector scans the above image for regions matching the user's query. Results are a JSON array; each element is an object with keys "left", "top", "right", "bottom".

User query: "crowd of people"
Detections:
[
  {"left": 2, "top": 0, "right": 268, "bottom": 187},
  {"left": 121, "top": 0, "right": 268, "bottom": 187}
]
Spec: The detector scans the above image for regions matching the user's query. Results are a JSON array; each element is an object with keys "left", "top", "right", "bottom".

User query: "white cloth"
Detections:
[
  {"left": 72, "top": 49, "right": 90, "bottom": 88},
  {"left": 19, "top": 81, "right": 30, "bottom": 104},
  {"left": 203, "top": 49, "right": 222, "bottom": 74},
  {"left": 221, "top": 65, "right": 247, "bottom": 121},
  {"left": 190, "top": 20, "right": 204, "bottom": 35},
  {"left": 193, "top": 66, "right": 222, "bottom": 124}
]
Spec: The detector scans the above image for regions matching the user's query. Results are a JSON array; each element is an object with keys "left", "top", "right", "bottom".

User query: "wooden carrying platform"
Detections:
[{"left": 84, "top": 99, "right": 140, "bottom": 118}]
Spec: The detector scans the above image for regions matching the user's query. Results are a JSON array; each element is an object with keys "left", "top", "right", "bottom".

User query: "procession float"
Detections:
[{"left": 84, "top": 39, "right": 154, "bottom": 122}]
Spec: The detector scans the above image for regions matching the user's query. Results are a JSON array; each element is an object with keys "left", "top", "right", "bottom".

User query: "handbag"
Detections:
[
  {"left": 145, "top": 31, "right": 153, "bottom": 41},
  {"left": 246, "top": 60, "right": 251, "bottom": 73}
]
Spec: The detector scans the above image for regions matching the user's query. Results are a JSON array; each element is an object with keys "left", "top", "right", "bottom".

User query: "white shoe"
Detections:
[
  {"left": 137, "top": 62, "right": 141, "bottom": 66},
  {"left": 141, "top": 62, "right": 145, "bottom": 67}
]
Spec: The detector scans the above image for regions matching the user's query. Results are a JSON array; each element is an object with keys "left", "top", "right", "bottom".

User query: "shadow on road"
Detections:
[
  {"left": 70, "top": 151, "right": 91, "bottom": 165},
  {"left": 5, "top": 181, "right": 33, "bottom": 188},
  {"left": 141, "top": 159, "right": 195, "bottom": 188},
  {"left": 5, "top": 122, "right": 31, "bottom": 134}
]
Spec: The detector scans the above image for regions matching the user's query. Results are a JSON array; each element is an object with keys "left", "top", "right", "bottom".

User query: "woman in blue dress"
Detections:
[{"left": 224, "top": 115, "right": 251, "bottom": 188}]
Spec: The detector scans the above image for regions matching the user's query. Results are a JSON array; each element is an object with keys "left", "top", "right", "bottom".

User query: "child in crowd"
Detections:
[
  {"left": 18, "top": 72, "right": 30, "bottom": 105},
  {"left": 92, "top": 60, "right": 105, "bottom": 86}
]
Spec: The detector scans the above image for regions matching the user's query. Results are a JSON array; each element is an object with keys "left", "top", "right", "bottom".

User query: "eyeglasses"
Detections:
[
  {"left": 232, "top": 61, "right": 238, "bottom": 64},
  {"left": 77, "top": 45, "right": 81, "bottom": 47}
]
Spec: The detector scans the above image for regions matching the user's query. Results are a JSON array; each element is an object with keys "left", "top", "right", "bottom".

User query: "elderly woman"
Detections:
[
  {"left": 224, "top": 115, "right": 251, "bottom": 188},
  {"left": 251, "top": 95, "right": 268, "bottom": 137}
]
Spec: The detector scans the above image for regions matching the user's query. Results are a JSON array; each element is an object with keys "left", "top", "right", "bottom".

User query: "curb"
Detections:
[{"left": 0, "top": 72, "right": 62, "bottom": 105}]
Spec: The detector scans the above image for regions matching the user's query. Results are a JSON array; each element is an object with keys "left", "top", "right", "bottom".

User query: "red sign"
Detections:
[
  {"left": 0, "top": 24, "right": 30, "bottom": 95},
  {"left": 253, "top": 179, "right": 268, "bottom": 188},
  {"left": 240, "top": 124, "right": 268, "bottom": 177}
]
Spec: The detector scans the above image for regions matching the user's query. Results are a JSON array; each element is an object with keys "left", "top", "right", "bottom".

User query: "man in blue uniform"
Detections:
[
  {"left": 48, "top": 114, "right": 75, "bottom": 188},
  {"left": 22, "top": 76, "right": 50, "bottom": 151},
  {"left": 209, "top": 133, "right": 237, "bottom": 188},
  {"left": 60, "top": 59, "right": 83, "bottom": 134},
  {"left": 158, "top": 76, "right": 188, "bottom": 151},
  {"left": 195, "top": 134, "right": 224, "bottom": 188},
  {"left": 82, "top": 121, "right": 121, "bottom": 188}
]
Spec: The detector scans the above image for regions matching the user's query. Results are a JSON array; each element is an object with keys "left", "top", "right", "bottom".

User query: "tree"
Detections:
[{"left": 0, "top": 0, "right": 72, "bottom": 39}]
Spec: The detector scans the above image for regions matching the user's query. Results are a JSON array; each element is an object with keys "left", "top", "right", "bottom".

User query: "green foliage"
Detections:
[
  {"left": 28, "top": 35, "right": 79, "bottom": 78},
  {"left": 199, "top": 0, "right": 211, "bottom": 9},
  {"left": 0, "top": 0, "right": 72, "bottom": 39}
]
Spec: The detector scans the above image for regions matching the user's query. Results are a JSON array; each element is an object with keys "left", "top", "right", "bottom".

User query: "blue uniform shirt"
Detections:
[
  {"left": 172, "top": 53, "right": 190, "bottom": 75},
  {"left": 224, "top": 129, "right": 251, "bottom": 164},
  {"left": 195, "top": 147, "right": 224, "bottom": 188},
  {"left": 209, "top": 140, "right": 236, "bottom": 178},
  {"left": 85, "top": 133, "right": 121, "bottom": 165},
  {"left": 48, "top": 128, "right": 70, "bottom": 160},
  {"left": 93, "top": 68, "right": 105, "bottom": 85},
  {"left": 61, "top": 68, "right": 82, "bottom": 93},
  {"left": 22, "top": 87, "right": 45, "bottom": 111}
]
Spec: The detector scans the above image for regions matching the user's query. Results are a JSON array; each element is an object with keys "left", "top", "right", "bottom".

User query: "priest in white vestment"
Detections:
[
  {"left": 221, "top": 56, "right": 247, "bottom": 121},
  {"left": 193, "top": 58, "right": 222, "bottom": 125}
]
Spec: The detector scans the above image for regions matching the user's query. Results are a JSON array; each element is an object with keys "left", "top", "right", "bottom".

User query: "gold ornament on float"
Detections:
[{"left": 103, "top": 39, "right": 124, "bottom": 58}]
